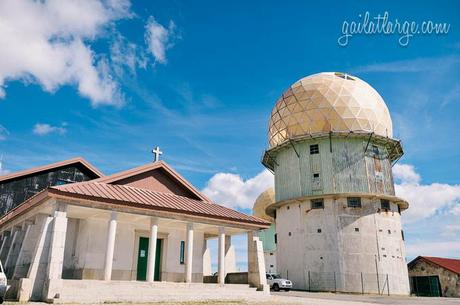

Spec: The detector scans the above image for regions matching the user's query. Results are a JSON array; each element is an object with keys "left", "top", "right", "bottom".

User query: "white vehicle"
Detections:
[
  {"left": 0, "top": 260, "right": 6, "bottom": 303},
  {"left": 266, "top": 273, "right": 292, "bottom": 291}
]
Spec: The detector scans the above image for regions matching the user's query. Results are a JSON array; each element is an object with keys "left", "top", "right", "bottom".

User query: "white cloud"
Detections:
[
  {"left": 0, "top": 0, "right": 131, "bottom": 106},
  {"left": 0, "top": 157, "right": 8, "bottom": 175},
  {"left": 33, "top": 123, "right": 67, "bottom": 136},
  {"left": 393, "top": 164, "right": 421, "bottom": 184},
  {"left": 202, "top": 170, "right": 273, "bottom": 210},
  {"left": 110, "top": 34, "right": 147, "bottom": 76},
  {"left": 406, "top": 241, "right": 460, "bottom": 259},
  {"left": 393, "top": 164, "right": 460, "bottom": 223},
  {"left": 145, "top": 16, "right": 176, "bottom": 64},
  {"left": 0, "top": 125, "right": 9, "bottom": 141}
]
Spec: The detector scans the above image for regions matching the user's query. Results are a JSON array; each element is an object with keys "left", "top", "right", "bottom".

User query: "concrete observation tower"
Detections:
[{"left": 261, "top": 72, "right": 410, "bottom": 294}]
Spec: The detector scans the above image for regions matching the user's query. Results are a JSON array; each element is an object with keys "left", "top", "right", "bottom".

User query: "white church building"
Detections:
[{"left": 0, "top": 159, "right": 270, "bottom": 303}]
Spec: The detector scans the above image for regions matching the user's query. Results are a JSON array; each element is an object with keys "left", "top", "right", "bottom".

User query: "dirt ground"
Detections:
[{"left": 4, "top": 291, "right": 460, "bottom": 305}]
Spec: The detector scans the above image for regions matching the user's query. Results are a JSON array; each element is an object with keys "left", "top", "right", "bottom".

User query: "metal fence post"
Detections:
[
  {"left": 334, "top": 272, "right": 337, "bottom": 292},
  {"left": 386, "top": 274, "right": 390, "bottom": 296},
  {"left": 361, "top": 272, "right": 364, "bottom": 294}
]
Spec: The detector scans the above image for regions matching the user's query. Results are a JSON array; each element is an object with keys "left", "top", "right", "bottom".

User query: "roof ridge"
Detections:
[
  {"left": 0, "top": 157, "right": 103, "bottom": 183},
  {"left": 89, "top": 161, "right": 211, "bottom": 202}
]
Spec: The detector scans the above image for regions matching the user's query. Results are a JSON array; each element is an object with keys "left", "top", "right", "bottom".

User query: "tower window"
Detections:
[
  {"left": 381, "top": 199, "right": 390, "bottom": 210},
  {"left": 317, "top": 228, "right": 322, "bottom": 233},
  {"left": 372, "top": 145, "right": 379, "bottom": 155},
  {"left": 401, "top": 230, "right": 405, "bottom": 241},
  {"left": 311, "top": 199, "right": 324, "bottom": 209},
  {"left": 274, "top": 233, "right": 277, "bottom": 244},
  {"left": 310, "top": 144, "right": 319, "bottom": 154},
  {"left": 347, "top": 197, "right": 361, "bottom": 208},
  {"left": 288, "top": 232, "right": 292, "bottom": 237},
  {"left": 354, "top": 228, "right": 359, "bottom": 232}
]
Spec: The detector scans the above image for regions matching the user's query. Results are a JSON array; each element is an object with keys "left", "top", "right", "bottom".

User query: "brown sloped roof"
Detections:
[
  {"left": 409, "top": 256, "right": 460, "bottom": 275},
  {"left": 0, "top": 157, "right": 103, "bottom": 183},
  {"left": 48, "top": 182, "right": 269, "bottom": 226},
  {"left": 92, "top": 161, "right": 210, "bottom": 202}
]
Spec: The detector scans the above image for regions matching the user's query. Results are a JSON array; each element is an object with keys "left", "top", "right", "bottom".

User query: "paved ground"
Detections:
[
  {"left": 4, "top": 292, "right": 460, "bottom": 305},
  {"left": 271, "top": 290, "right": 460, "bottom": 305}
]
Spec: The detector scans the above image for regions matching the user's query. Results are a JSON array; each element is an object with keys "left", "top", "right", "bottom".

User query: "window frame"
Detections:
[
  {"left": 347, "top": 197, "right": 362, "bottom": 208},
  {"left": 179, "top": 240, "right": 185, "bottom": 264},
  {"left": 380, "top": 199, "right": 390, "bottom": 210},
  {"left": 310, "top": 144, "right": 319, "bottom": 155},
  {"left": 311, "top": 199, "right": 324, "bottom": 209}
]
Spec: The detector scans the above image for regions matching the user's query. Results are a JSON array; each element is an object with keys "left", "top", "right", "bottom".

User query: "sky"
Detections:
[{"left": 0, "top": 0, "right": 460, "bottom": 271}]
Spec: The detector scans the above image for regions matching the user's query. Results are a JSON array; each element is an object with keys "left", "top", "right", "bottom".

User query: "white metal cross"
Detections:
[{"left": 152, "top": 146, "right": 163, "bottom": 162}]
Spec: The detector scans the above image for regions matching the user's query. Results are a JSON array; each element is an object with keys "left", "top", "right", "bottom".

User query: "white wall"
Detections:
[{"left": 275, "top": 197, "right": 410, "bottom": 294}]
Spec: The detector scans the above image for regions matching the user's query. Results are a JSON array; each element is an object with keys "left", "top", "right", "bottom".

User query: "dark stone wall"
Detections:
[{"left": 0, "top": 165, "right": 95, "bottom": 216}]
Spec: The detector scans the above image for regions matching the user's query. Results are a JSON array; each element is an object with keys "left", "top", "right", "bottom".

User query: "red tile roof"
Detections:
[
  {"left": 0, "top": 157, "right": 103, "bottom": 183},
  {"left": 410, "top": 256, "right": 460, "bottom": 275},
  {"left": 48, "top": 182, "right": 269, "bottom": 227}
]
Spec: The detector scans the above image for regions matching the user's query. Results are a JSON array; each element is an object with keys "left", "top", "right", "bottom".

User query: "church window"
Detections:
[
  {"left": 288, "top": 232, "right": 292, "bottom": 236},
  {"left": 354, "top": 228, "right": 359, "bottom": 232},
  {"left": 270, "top": 265, "right": 274, "bottom": 268},
  {"left": 381, "top": 199, "right": 390, "bottom": 210},
  {"left": 310, "top": 144, "right": 319, "bottom": 154},
  {"left": 401, "top": 230, "right": 405, "bottom": 241},
  {"left": 347, "top": 197, "right": 361, "bottom": 208},
  {"left": 387, "top": 230, "right": 391, "bottom": 234},
  {"left": 317, "top": 228, "right": 322, "bottom": 233},
  {"left": 274, "top": 234, "right": 277, "bottom": 244},
  {"left": 311, "top": 199, "right": 324, "bottom": 209},
  {"left": 179, "top": 241, "right": 185, "bottom": 264}
]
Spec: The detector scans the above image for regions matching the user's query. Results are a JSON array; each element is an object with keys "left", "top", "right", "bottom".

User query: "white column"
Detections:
[
  {"left": 146, "top": 217, "right": 159, "bottom": 282},
  {"left": 185, "top": 223, "right": 194, "bottom": 283},
  {"left": 104, "top": 212, "right": 117, "bottom": 281},
  {"left": 218, "top": 226, "right": 225, "bottom": 285}
]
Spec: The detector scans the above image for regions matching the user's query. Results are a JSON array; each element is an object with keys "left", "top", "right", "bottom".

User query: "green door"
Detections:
[
  {"left": 411, "top": 276, "right": 442, "bottom": 297},
  {"left": 136, "top": 237, "right": 162, "bottom": 281}
]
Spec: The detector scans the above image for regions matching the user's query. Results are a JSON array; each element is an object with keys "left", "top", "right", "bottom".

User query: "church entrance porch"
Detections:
[{"left": 1, "top": 199, "right": 268, "bottom": 302}]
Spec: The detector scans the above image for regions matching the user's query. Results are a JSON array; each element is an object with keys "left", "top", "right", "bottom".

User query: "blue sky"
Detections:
[{"left": 0, "top": 0, "right": 460, "bottom": 270}]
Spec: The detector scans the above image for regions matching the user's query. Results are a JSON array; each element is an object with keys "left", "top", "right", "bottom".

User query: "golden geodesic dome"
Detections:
[
  {"left": 268, "top": 72, "right": 393, "bottom": 148},
  {"left": 252, "top": 187, "right": 275, "bottom": 223}
]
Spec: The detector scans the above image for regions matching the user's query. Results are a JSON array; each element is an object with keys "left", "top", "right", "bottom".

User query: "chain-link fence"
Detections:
[{"left": 304, "top": 270, "right": 393, "bottom": 295}]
